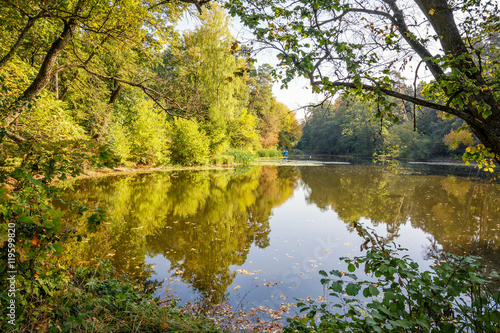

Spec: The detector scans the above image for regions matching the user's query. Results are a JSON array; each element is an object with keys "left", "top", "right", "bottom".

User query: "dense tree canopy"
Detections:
[
  {"left": 226, "top": 0, "right": 500, "bottom": 166},
  {"left": 0, "top": 1, "right": 299, "bottom": 167}
]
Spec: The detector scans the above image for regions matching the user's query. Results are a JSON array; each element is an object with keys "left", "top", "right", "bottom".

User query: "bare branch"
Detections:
[
  {"left": 382, "top": 0, "right": 445, "bottom": 80},
  {"left": 79, "top": 66, "right": 189, "bottom": 118}
]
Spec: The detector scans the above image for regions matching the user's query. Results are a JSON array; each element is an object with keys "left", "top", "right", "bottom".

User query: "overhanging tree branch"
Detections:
[
  {"left": 2, "top": 129, "right": 26, "bottom": 144},
  {"left": 314, "top": 80, "right": 483, "bottom": 127},
  {"left": 382, "top": 0, "right": 445, "bottom": 80},
  {"left": 79, "top": 66, "right": 189, "bottom": 118}
]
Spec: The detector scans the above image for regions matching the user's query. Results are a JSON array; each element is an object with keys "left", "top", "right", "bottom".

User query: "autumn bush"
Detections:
[{"left": 170, "top": 118, "right": 210, "bottom": 166}]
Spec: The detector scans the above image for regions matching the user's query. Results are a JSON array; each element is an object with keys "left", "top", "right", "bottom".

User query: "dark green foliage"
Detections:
[
  {"left": 285, "top": 222, "right": 500, "bottom": 332},
  {"left": 288, "top": 149, "right": 304, "bottom": 155},
  {"left": 256, "top": 149, "right": 283, "bottom": 157}
]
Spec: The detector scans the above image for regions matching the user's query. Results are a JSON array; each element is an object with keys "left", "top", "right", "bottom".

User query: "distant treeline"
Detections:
[{"left": 296, "top": 95, "right": 476, "bottom": 159}]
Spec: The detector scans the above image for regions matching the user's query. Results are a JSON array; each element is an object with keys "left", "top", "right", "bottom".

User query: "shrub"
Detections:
[
  {"left": 228, "top": 109, "right": 261, "bottom": 152},
  {"left": 226, "top": 149, "right": 255, "bottom": 164},
  {"left": 128, "top": 101, "right": 171, "bottom": 165},
  {"left": 286, "top": 222, "right": 500, "bottom": 333},
  {"left": 109, "top": 100, "right": 170, "bottom": 165},
  {"left": 256, "top": 149, "right": 283, "bottom": 157},
  {"left": 170, "top": 118, "right": 210, "bottom": 166}
]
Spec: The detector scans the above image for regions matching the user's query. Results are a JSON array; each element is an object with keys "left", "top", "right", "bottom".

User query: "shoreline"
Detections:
[
  {"left": 60, "top": 154, "right": 481, "bottom": 184},
  {"left": 63, "top": 163, "right": 244, "bottom": 181}
]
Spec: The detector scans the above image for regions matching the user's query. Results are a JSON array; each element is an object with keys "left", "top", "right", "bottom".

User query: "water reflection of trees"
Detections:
[
  {"left": 60, "top": 166, "right": 299, "bottom": 303},
  {"left": 299, "top": 165, "right": 500, "bottom": 266}
]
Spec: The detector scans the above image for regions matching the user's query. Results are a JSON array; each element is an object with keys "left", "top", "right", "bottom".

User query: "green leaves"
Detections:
[
  {"left": 288, "top": 221, "right": 500, "bottom": 332},
  {"left": 345, "top": 283, "right": 361, "bottom": 296},
  {"left": 227, "top": 0, "right": 500, "bottom": 163}
]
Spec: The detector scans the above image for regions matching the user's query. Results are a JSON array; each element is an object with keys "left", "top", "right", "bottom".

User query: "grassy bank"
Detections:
[
  {"left": 59, "top": 149, "right": 287, "bottom": 182},
  {"left": 1, "top": 259, "right": 220, "bottom": 332}
]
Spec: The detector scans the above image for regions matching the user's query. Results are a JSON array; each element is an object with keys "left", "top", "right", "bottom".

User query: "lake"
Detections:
[{"left": 60, "top": 159, "right": 500, "bottom": 326}]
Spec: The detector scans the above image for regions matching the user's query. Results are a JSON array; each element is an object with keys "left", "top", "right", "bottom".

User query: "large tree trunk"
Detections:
[
  {"left": 414, "top": 0, "right": 500, "bottom": 160},
  {"left": 22, "top": 21, "right": 79, "bottom": 99},
  {"left": 92, "top": 81, "right": 122, "bottom": 140},
  {"left": 468, "top": 118, "right": 500, "bottom": 161}
]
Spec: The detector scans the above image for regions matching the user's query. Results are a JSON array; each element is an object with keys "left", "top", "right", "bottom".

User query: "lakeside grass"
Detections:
[{"left": 1, "top": 260, "right": 221, "bottom": 333}]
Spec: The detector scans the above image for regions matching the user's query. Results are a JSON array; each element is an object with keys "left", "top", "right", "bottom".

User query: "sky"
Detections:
[{"left": 179, "top": 6, "right": 437, "bottom": 122}]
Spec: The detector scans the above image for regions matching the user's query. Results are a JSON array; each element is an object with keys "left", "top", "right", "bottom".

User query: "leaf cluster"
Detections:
[{"left": 286, "top": 222, "right": 500, "bottom": 332}]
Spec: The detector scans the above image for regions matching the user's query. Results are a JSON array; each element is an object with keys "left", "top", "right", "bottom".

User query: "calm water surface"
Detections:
[{"left": 61, "top": 161, "right": 500, "bottom": 314}]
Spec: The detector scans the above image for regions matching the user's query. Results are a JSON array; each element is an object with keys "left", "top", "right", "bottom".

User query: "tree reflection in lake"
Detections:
[
  {"left": 61, "top": 166, "right": 299, "bottom": 303},
  {"left": 298, "top": 165, "right": 500, "bottom": 266}
]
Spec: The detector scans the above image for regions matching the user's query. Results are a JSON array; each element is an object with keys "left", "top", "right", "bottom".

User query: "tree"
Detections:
[
  {"left": 159, "top": 3, "right": 252, "bottom": 155},
  {"left": 298, "top": 94, "right": 472, "bottom": 158},
  {"left": 274, "top": 100, "right": 302, "bottom": 149},
  {"left": 1, "top": 0, "right": 209, "bottom": 144},
  {"left": 226, "top": 0, "right": 500, "bottom": 164}
]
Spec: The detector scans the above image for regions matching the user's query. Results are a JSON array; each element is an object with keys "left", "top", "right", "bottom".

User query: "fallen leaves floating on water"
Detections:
[{"left": 236, "top": 269, "right": 261, "bottom": 275}]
